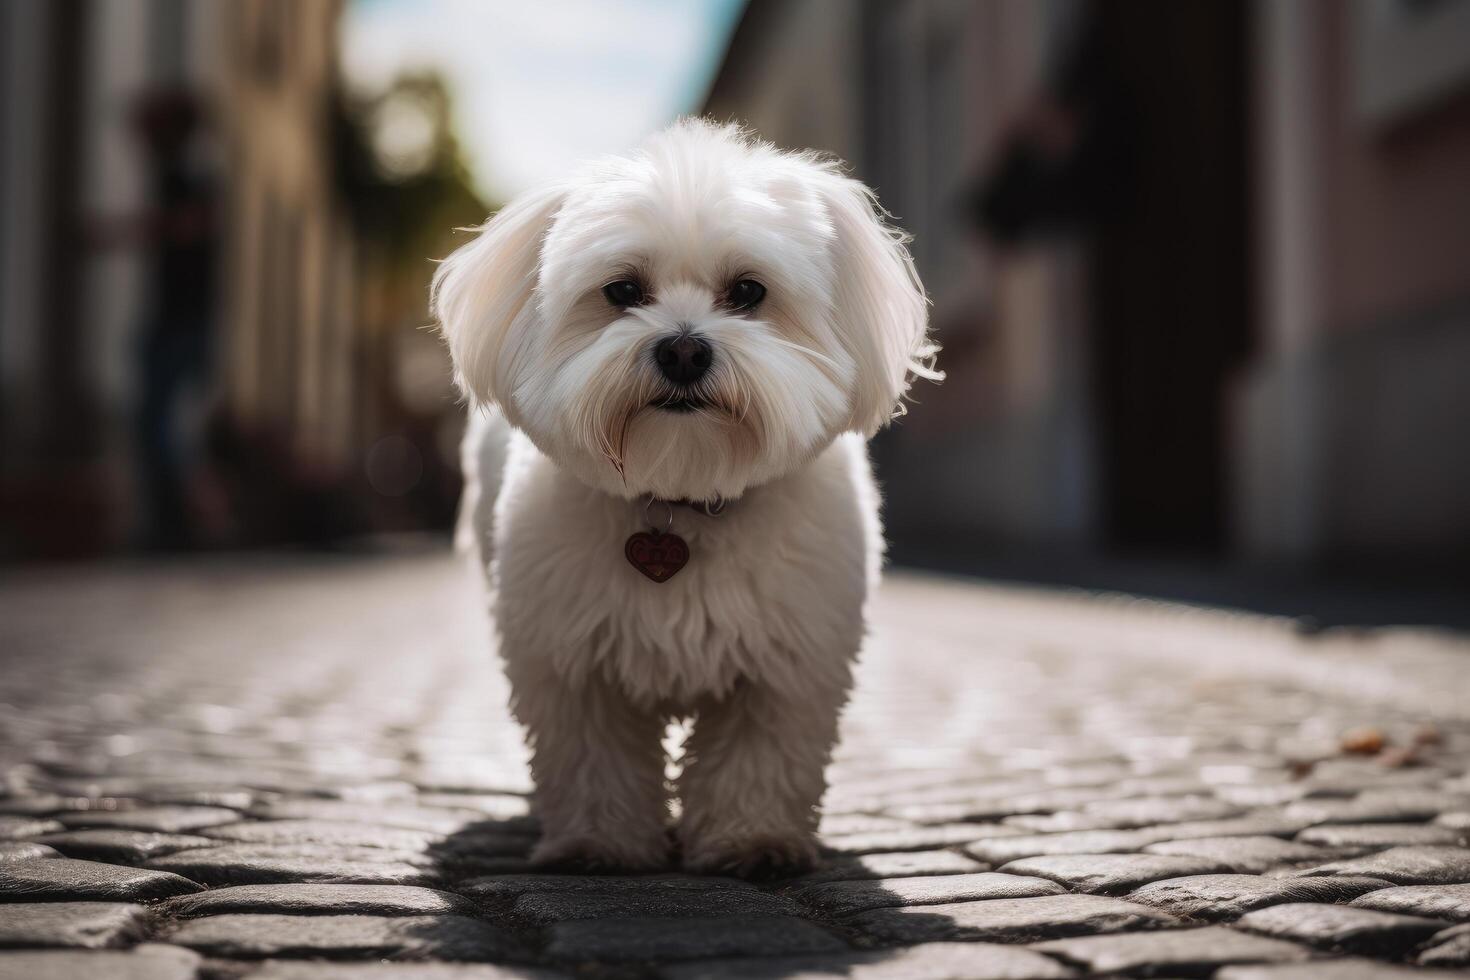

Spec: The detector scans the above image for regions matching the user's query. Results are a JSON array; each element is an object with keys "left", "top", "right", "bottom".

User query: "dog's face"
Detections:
[{"left": 433, "top": 120, "right": 937, "bottom": 501}]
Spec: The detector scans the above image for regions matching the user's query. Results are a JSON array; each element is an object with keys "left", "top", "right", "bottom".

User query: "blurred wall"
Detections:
[
  {"left": 1237, "top": 0, "right": 1470, "bottom": 566},
  {"left": 707, "top": 0, "right": 1470, "bottom": 572},
  {"left": 224, "top": 0, "right": 359, "bottom": 467}
]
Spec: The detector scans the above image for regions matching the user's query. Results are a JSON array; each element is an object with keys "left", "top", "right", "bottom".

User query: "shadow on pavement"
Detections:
[{"left": 421, "top": 814, "right": 964, "bottom": 973}]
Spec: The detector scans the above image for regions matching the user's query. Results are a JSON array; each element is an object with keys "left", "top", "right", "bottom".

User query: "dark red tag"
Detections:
[{"left": 625, "top": 531, "right": 689, "bottom": 583}]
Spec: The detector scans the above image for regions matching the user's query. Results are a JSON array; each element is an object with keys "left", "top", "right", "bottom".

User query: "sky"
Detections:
[{"left": 341, "top": 0, "right": 747, "bottom": 204}]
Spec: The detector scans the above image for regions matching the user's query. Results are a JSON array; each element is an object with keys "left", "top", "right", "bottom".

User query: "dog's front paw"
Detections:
[
  {"left": 531, "top": 833, "right": 670, "bottom": 874},
  {"left": 683, "top": 833, "right": 818, "bottom": 881}
]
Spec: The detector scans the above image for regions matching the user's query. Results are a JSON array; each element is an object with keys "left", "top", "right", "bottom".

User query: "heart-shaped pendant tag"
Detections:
[{"left": 625, "top": 530, "right": 689, "bottom": 583}]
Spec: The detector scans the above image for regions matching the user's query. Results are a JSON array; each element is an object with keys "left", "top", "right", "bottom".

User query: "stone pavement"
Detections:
[{"left": 2, "top": 548, "right": 1469, "bottom": 979}]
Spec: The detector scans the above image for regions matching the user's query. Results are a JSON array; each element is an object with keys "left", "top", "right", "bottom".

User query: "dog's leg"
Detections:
[
  {"left": 679, "top": 670, "right": 849, "bottom": 879},
  {"left": 512, "top": 662, "right": 671, "bottom": 872}
]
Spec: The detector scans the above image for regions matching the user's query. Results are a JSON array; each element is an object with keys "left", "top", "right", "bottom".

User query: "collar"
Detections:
[
  {"left": 641, "top": 494, "right": 727, "bottom": 532},
  {"left": 662, "top": 496, "right": 727, "bottom": 517}
]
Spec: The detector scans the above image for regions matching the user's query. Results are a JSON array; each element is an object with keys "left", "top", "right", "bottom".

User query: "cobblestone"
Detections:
[
  {"left": 201, "top": 818, "right": 446, "bottom": 850},
  {"left": 997, "top": 853, "right": 1236, "bottom": 894},
  {"left": 55, "top": 805, "right": 242, "bottom": 833},
  {"left": 2, "top": 552, "right": 1468, "bottom": 977},
  {"left": 163, "top": 841, "right": 439, "bottom": 866},
  {"left": 459, "top": 872, "right": 755, "bottom": 901},
  {"left": 660, "top": 942, "right": 1079, "bottom": 979},
  {"left": 1219, "top": 960, "right": 1470, "bottom": 980},
  {"left": 1351, "top": 883, "right": 1470, "bottom": 921},
  {"left": 0, "top": 816, "right": 64, "bottom": 839},
  {"left": 0, "top": 842, "right": 59, "bottom": 862},
  {"left": 1032, "top": 925, "right": 1313, "bottom": 975},
  {"left": 966, "top": 829, "right": 1168, "bottom": 865},
  {"left": 144, "top": 846, "right": 437, "bottom": 886},
  {"left": 1235, "top": 903, "right": 1447, "bottom": 956},
  {"left": 1126, "top": 873, "right": 1393, "bottom": 920},
  {"left": 0, "top": 944, "right": 202, "bottom": 980},
  {"left": 0, "top": 857, "right": 203, "bottom": 901},
  {"left": 1142, "top": 835, "right": 1366, "bottom": 873},
  {"left": 0, "top": 902, "right": 149, "bottom": 949},
  {"left": 241, "top": 964, "right": 563, "bottom": 980},
  {"left": 1144, "top": 814, "right": 1319, "bottom": 841},
  {"left": 791, "top": 872, "right": 1064, "bottom": 915},
  {"left": 787, "top": 849, "right": 984, "bottom": 882},
  {"left": 1417, "top": 923, "right": 1470, "bottom": 967},
  {"left": 248, "top": 799, "right": 514, "bottom": 833},
  {"left": 1292, "top": 846, "right": 1470, "bottom": 885},
  {"left": 32, "top": 829, "right": 218, "bottom": 863},
  {"left": 511, "top": 886, "right": 800, "bottom": 923},
  {"left": 168, "top": 912, "right": 526, "bottom": 960},
  {"left": 847, "top": 893, "right": 1179, "bottom": 944},
  {"left": 544, "top": 915, "right": 847, "bottom": 961},
  {"left": 163, "top": 883, "right": 477, "bottom": 917},
  {"left": 1284, "top": 798, "right": 1460, "bottom": 826},
  {"left": 823, "top": 823, "right": 1022, "bottom": 854},
  {"left": 963, "top": 815, "right": 1319, "bottom": 866},
  {"left": 1296, "top": 824, "right": 1466, "bottom": 849},
  {"left": 1079, "top": 795, "right": 1247, "bottom": 828}
]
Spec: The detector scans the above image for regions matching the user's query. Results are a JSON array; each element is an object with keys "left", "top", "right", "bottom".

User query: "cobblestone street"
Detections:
[{"left": 2, "top": 548, "right": 1469, "bottom": 978}]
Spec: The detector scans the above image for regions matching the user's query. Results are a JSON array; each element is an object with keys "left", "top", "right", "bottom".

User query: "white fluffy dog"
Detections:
[{"left": 433, "top": 119, "right": 938, "bottom": 877}]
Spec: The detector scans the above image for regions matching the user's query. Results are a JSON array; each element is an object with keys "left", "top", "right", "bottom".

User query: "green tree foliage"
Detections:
[{"left": 332, "top": 73, "right": 492, "bottom": 273}]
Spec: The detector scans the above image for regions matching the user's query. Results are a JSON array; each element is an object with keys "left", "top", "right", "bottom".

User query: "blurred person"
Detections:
[
  {"left": 973, "top": 1, "right": 1249, "bottom": 554},
  {"left": 94, "top": 90, "right": 222, "bottom": 550}
]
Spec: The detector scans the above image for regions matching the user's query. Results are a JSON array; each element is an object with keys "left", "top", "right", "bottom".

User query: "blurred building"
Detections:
[
  {"left": 706, "top": 0, "right": 1470, "bottom": 575},
  {"left": 225, "top": 0, "right": 359, "bottom": 474},
  {"left": 1, "top": 0, "right": 183, "bottom": 554},
  {"left": 1, "top": 0, "right": 472, "bottom": 558}
]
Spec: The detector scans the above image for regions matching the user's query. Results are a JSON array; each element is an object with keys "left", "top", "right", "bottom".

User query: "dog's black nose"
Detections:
[{"left": 654, "top": 334, "right": 712, "bottom": 385}]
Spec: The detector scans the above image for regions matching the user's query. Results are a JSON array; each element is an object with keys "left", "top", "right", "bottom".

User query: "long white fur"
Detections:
[{"left": 433, "top": 119, "right": 937, "bottom": 875}]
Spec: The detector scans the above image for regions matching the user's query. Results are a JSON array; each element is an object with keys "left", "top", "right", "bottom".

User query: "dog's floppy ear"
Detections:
[
  {"left": 431, "top": 185, "right": 566, "bottom": 407},
  {"left": 817, "top": 172, "right": 940, "bottom": 436}
]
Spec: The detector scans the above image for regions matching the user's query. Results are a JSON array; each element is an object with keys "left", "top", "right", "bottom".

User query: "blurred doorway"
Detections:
[{"left": 1087, "top": 0, "right": 1253, "bottom": 556}]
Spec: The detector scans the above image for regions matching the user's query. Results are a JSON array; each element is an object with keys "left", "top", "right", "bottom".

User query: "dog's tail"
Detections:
[{"left": 454, "top": 406, "right": 512, "bottom": 571}]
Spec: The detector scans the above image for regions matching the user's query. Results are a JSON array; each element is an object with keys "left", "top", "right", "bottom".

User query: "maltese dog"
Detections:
[{"left": 433, "top": 119, "right": 938, "bottom": 877}]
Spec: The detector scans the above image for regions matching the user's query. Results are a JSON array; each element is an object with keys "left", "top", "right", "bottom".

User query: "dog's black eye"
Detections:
[
  {"left": 728, "top": 279, "right": 766, "bottom": 311},
  {"left": 602, "top": 279, "right": 645, "bottom": 307}
]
